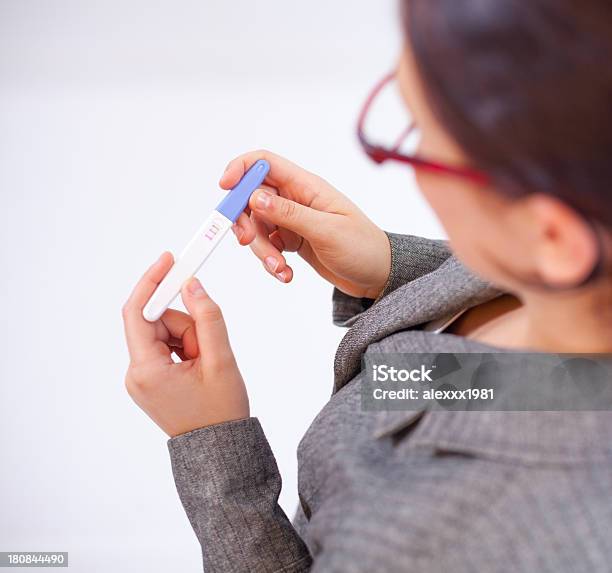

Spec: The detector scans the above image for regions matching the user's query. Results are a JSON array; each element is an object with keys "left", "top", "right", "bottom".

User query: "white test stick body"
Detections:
[
  {"left": 142, "top": 211, "right": 232, "bottom": 322},
  {"left": 141, "top": 159, "right": 271, "bottom": 322}
]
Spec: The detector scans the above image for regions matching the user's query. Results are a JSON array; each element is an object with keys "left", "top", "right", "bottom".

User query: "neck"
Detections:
[
  {"left": 518, "top": 284, "right": 612, "bottom": 353},
  {"left": 461, "top": 279, "right": 612, "bottom": 353}
]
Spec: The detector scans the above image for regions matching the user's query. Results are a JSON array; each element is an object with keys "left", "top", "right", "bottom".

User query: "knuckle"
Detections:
[
  {"left": 280, "top": 199, "right": 297, "bottom": 220},
  {"left": 124, "top": 371, "right": 138, "bottom": 396},
  {"left": 199, "top": 301, "right": 224, "bottom": 323},
  {"left": 124, "top": 365, "right": 149, "bottom": 395},
  {"left": 252, "top": 148, "right": 277, "bottom": 166},
  {"left": 124, "top": 377, "right": 136, "bottom": 397},
  {"left": 207, "top": 305, "right": 223, "bottom": 322},
  {"left": 121, "top": 302, "right": 131, "bottom": 319}
]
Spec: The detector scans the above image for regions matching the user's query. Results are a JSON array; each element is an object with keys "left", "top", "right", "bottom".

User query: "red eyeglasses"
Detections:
[{"left": 357, "top": 72, "right": 488, "bottom": 185}]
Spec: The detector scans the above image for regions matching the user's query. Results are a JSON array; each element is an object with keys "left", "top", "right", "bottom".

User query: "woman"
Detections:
[{"left": 122, "top": 1, "right": 612, "bottom": 571}]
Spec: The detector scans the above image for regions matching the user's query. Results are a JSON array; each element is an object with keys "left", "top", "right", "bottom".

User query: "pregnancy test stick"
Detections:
[{"left": 142, "top": 159, "right": 270, "bottom": 322}]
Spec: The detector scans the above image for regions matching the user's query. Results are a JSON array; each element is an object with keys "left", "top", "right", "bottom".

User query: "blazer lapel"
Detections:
[{"left": 333, "top": 256, "right": 502, "bottom": 392}]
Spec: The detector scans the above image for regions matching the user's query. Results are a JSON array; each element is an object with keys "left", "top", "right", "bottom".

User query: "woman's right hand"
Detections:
[{"left": 220, "top": 150, "right": 391, "bottom": 300}]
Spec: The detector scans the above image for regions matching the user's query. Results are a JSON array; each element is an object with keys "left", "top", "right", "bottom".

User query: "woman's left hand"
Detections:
[{"left": 122, "top": 252, "right": 249, "bottom": 437}]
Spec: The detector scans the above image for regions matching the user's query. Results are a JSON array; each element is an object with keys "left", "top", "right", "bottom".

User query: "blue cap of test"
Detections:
[{"left": 215, "top": 159, "right": 271, "bottom": 223}]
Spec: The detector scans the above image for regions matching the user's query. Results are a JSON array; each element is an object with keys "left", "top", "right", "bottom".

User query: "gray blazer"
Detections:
[{"left": 167, "top": 233, "right": 612, "bottom": 572}]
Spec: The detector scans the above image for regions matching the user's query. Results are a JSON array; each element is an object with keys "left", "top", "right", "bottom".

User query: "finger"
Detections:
[
  {"left": 160, "top": 309, "right": 199, "bottom": 360},
  {"left": 180, "top": 278, "right": 233, "bottom": 362},
  {"left": 219, "top": 149, "right": 322, "bottom": 205},
  {"left": 166, "top": 338, "right": 189, "bottom": 362},
  {"left": 232, "top": 213, "right": 255, "bottom": 245},
  {"left": 251, "top": 233, "right": 294, "bottom": 283},
  {"left": 231, "top": 184, "right": 278, "bottom": 246},
  {"left": 230, "top": 210, "right": 289, "bottom": 278},
  {"left": 263, "top": 261, "right": 293, "bottom": 284},
  {"left": 167, "top": 335, "right": 183, "bottom": 348},
  {"left": 249, "top": 217, "right": 292, "bottom": 282},
  {"left": 269, "top": 230, "right": 285, "bottom": 253},
  {"left": 272, "top": 228, "right": 303, "bottom": 253},
  {"left": 123, "top": 252, "right": 174, "bottom": 363},
  {"left": 252, "top": 185, "right": 279, "bottom": 234},
  {"left": 172, "top": 348, "right": 188, "bottom": 362},
  {"left": 249, "top": 189, "right": 333, "bottom": 239}
]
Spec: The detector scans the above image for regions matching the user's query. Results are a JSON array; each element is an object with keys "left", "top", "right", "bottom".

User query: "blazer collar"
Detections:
[{"left": 333, "top": 256, "right": 502, "bottom": 392}]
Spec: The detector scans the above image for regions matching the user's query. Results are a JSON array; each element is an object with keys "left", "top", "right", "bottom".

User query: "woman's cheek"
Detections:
[
  {"left": 416, "top": 175, "right": 500, "bottom": 277},
  {"left": 416, "top": 173, "right": 468, "bottom": 234}
]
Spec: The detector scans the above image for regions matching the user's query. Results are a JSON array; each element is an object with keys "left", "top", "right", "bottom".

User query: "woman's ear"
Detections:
[{"left": 525, "top": 193, "right": 599, "bottom": 289}]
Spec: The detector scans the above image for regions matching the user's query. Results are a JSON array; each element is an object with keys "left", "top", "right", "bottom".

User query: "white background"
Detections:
[{"left": 0, "top": 1, "right": 443, "bottom": 571}]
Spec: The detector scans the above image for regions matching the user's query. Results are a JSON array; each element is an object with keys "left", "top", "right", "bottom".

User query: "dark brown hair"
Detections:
[{"left": 402, "top": 0, "right": 612, "bottom": 229}]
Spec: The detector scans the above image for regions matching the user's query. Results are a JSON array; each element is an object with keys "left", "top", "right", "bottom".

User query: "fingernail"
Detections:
[
  {"left": 265, "top": 256, "right": 279, "bottom": 273},
  {"left": 276, "top": 270, "right": 287, "bottom": 282},
  {"left": 188, "top": 277, "right": 206, "bottom": 297},
  {"left": 255, "top": 191, "right": 272, "bottom": 210}
]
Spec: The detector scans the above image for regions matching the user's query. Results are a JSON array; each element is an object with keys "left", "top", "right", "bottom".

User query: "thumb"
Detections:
[
  {"left": 180, "top": 278, "right": 232, "bottom": 361},
  {"left": 249, "top": 189, "right": 329, "bottom": 238}
]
